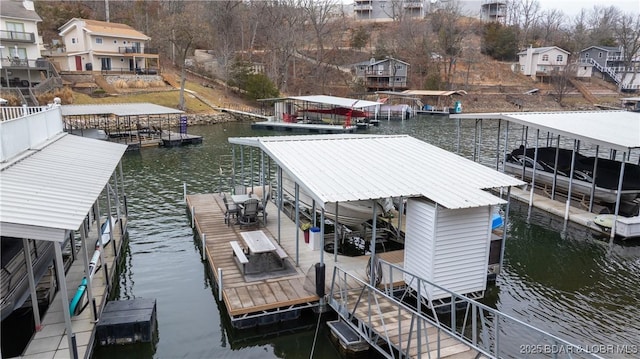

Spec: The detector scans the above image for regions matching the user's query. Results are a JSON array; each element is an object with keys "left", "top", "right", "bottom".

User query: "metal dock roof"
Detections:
[
  {"left": 452, "top": 111, "right": 640, "bottom": 152},
  {"left": 60, "top": 103, "right": 184, "bottom": 116},
  {"left": 229, "top": 134, "right": 524, "bottom": 210},
  {"left": 0, "top": 134, "right": 127, "bottom": 242},
  {"left": 286, "top": 95, "right": 380, "bottom": 109}
]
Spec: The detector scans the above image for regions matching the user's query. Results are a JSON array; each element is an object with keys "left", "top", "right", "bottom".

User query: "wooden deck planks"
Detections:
[
  {"left": 187, "top": 192, "right": 477, "bottom": 358},
  {"left": 186, "top": 193, "right": 319, "bottom": 318}
]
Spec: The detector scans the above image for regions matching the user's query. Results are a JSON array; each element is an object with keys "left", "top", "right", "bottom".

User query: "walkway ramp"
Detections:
[{"left": 569, "top": 78, "right": 598, "bottom": 104}]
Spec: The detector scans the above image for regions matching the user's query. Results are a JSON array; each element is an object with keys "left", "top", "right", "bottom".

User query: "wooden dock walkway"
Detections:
[
  {"left": 339, "top": 288, "right": 483, "bottom": 359},
  {"left": 20, "top": 219, "right": 127, "bottom": 359},
  {"left": 185, "top": 193, "right": 403, "bottom": 321},
  {"left": 186, "top": 192, "right": 487, "bottom": 357},
  {"left": 251, "top": 121, "right": 359, "bottom": 134}
]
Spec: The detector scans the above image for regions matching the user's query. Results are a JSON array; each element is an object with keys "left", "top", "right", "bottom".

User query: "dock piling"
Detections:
[
  {"left": 218, "top": 268, "right": 223, "bottom": 302},
  {"left": 191, "top": 206, "right": 195, "bottom": 228},
  {"left": 183, "top": 182, "right": 187, "bottom": 203},
  {"left": 202, "top": 234, "right": 206, "bottom": 261}
]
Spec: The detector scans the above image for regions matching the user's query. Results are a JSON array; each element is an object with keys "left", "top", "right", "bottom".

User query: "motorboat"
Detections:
[
  {"left": 505, "top": 146, "right": 640, "bottom": 204},
  {"left": 280, "top": 173, "right": 394, "bottom": 229},
  {"left": 1, "top": 237, "right": 55, "bottom": 321}
]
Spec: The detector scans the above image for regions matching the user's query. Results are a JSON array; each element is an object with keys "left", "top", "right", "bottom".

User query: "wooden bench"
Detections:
[
  {"left": 230, "top": 241, "right": 248, "bottom": 273},
  {"left": 269, "top": 239, "right": 288, "bottom": 267}
]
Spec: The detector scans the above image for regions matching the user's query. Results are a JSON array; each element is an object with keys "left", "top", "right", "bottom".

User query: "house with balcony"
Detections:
[
  {"left": 353, "top": 57, "right": 409, "bottom": 92},
  {"left": 517, "top": 46, "right": 570, "bottom": 80},
  {"left": 480, "top": 0, "right": 506, "bottom": 23},
  {"left": 578, "top": 45, "right": 640, "bottom": 91},
  {"left": 0, "top": 0, "right": 61, "bottom": 104},
  {"left": 353, "top": 0, "right": 427, "bottom": 21},
  {"left": 51, "top": 18, "right": 158, "bottom": 74}
]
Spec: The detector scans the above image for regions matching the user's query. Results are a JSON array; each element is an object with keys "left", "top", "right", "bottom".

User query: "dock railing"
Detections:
[{"left": 329, "top": 261, "right": 605, "bottom": 359}]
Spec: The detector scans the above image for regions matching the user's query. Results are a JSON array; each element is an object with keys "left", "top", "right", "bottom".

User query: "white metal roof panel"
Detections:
[
  {"left": 287, "top": 95, "right": 380, "bottom": 109},
  {"left": 60, "top": 103, "right": 184, "bottom": 117},
  {"left": 0, "top": 134, "right": 127, "bottom": 242},
  {"left": 230, "top": 135, "right": 524, "bottom": 209},
  {"left": 452, "top": 111, "right": 640, "bottom": 151}
]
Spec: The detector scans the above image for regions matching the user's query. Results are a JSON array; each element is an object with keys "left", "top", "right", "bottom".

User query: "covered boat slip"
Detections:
[
  {"left": 1, "top": 106, "right": 129, "bottom": 359},
  {"left": 60, "top": 103, "right": 201, "bottom": 149},
  {"left": 220, "top": 134, "right": 530, "bottom": 357},
  {"left": 451, "top": 110, "right": 640, "bottom": 238},
  {"left": 376, "top": 90, "right": 467, "bottom": 116},
  {"left": 268, "top": 95, "right": 380, "bottom": 124}
]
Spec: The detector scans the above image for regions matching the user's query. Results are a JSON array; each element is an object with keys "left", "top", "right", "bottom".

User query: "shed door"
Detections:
[{"left": 75, "top": 56, "right": 82, "bottom": 71}]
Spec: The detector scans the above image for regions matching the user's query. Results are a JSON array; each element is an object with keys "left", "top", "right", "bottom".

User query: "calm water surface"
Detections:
[{"left": 94, "top": 118, "right": 639, "bottom": 358}]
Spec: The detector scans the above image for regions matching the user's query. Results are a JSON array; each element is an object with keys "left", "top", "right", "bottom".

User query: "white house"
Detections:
[
  {"left": 517, "top": 46, "right": 570, "bottom": 79},
  {"left": 53, "top": 18, "right": 158, "bottom": 73},
  {"left": 0, "top": 0, "right": 53, "bottom": 89}
]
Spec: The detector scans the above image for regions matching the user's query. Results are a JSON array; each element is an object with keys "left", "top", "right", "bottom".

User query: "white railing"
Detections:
[
  {"left": 329, "top": 261, "right": 605, "bottom": 359},
  {"left": 0, "top": 106, "right": 63, "bottom": 162}
]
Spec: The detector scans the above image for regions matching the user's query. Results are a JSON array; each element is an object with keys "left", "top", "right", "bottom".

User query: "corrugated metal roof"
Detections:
[
  {"left": 287, "top": 95, "right": 380, "bottom": 109},
  {"left": 452, "top": 111, "right": 640, "bottom": 151},
  {"left": 0, "top": 134, "right": 127, "bottom": 242},
  {"left": 230, "top": 134, "right": 524, "bottom": 209},
  {"left": 60, "top": 103, "right": 184, "bottom": 117},
  {"left": 83, "top": 19, "right": 150, "bottom": 39}
]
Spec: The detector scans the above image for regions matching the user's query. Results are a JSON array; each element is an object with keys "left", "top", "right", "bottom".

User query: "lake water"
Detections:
[{"left": 93, "top": 118, "right": 639, "bottom": 358}]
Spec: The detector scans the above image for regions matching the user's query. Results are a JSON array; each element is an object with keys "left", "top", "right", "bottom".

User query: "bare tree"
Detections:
[
  {"left": 257, "top": 1, "right": 304, "bottom": 93},
  {"left": 204, "top": 1, "right": 242, "bottom": 86},
  {"left": 569, "top": 9, "right": 591, "bottom": 53},
  {"left": 587, "top": 5, "right": 620, "bottom": 46},
  {"left": 537, "top": 9, "right": 566, "bottom": 46},
  {"left": 429, "top": 2, "right": 470, "bottom": 89},
  {"left": 153, "top": 2, "right": 208, "bottom": 110},
  {"left": 517, "top": 0, "right": 542, "bottom": 47},
  {"left": 550, "top": 62, "right": 577, "bottom": 105},
  {"left": 614, "top": 13, "right": 640, "bottom": 88},
  {"left": 300, "top": 0, "right": 339, "bottom": 93}
]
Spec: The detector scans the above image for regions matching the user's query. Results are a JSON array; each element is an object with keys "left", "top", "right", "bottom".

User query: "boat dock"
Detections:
[
  {"left": 251, "top": 121, "right": 359, "bottom": 133},
  {"left": 185, "top": 192, "right": 486, "bottom": 357},
  {"left": 18, "top": 219, "right": 127, "bottom": 359}
]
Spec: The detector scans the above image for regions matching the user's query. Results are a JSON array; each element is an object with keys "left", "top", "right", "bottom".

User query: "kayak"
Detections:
[{"left": 69, "top": 217, "right": 116, "bottom": 315}]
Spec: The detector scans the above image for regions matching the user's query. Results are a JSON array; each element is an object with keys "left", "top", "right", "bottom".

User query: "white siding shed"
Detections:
[{"left": 404, "top": 198, "right": 492, "bottom": 301}]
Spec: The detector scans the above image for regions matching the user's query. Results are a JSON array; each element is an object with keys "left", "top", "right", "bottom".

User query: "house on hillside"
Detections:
[
  {"left": 517, "top": 46, "right": 570, "bottom": 80},
  {"left": 578, "top": 46, "right": 640, "bottom": 91},
  {"left": 0, "top": 0, "right": 60, "bottom": 104},
  {"left": 49, "top": 18, "right": 158, "bottom": 74},
  {"left": 351, "top": 0, "right": 483, "bottom": 21},
  {"left": 353, "top": 57, "right": 409, "bottom": 92}
]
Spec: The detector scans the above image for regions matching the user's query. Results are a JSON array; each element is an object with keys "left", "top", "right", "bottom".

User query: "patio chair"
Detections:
[
  {"left": 234, "top": 185, "right": 247, "bottom": 195},
  {"left": 257, "top": 198, "right": 268, "bottom": 225},
  {"left": 238, "top": 198, "right": 259, "bottom": 228},
  {"left": 222, "top": 194, "right": 240, "bottom": 225}
]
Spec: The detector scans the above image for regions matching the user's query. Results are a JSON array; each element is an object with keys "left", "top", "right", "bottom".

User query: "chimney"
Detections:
[{"left": 23, "top": 0, "right": 35, "bottom": 11}]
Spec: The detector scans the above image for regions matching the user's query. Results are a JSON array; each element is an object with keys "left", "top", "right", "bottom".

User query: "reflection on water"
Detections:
[{"left": 95, "top": 120, "right": 639, "bottom": 358}]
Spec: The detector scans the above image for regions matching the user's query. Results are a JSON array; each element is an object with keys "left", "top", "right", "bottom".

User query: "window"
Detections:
[
  {"left": 6, "top": 22, "right": 30, "bottom": 41},
  {"left": 113, "top": 40, "right": 117, "bottom": 44},
  {"left": 123, "top": 40, "right": 127, "bottom": 44},
  {"left": 395, "top": 64, "right": 403, "bottom": 69},
  {"left": 598, "top": 52, "right": 603, "bottom": 58},
  {"left": 556, "top": 55, "right": 563, "bottom": 62},
  {"left": 96, "top": 37, "right": 103, "bottom": 44},
  {"left": 585, "top": 53, "right": 589, "bottom": 58},
  {"left": 101, "top": 58, "right": 112, "bottom": 70},
  {"left": 71, "top": 38, "right": 76, "bottom": 44},
  {"left": 542, "top": 54, "right": 549, "bottom": 61}
]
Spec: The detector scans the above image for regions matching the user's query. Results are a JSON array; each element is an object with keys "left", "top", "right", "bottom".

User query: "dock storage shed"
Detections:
[{"left": 404, "top": 199, "right": 493, "bottom": 301}]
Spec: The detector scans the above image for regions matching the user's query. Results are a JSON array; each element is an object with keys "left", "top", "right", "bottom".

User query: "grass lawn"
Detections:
[{"left": 72, "top": 90, "right": 214, "bottom": 114}]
